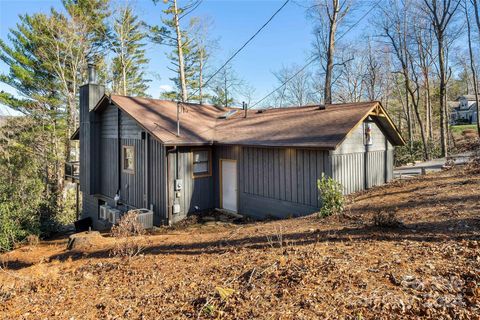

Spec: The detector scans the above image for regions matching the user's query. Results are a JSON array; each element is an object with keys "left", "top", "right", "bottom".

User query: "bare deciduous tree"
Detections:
[
  {"left": 310, "top": 0, "right": 351, "bottom": 104},
  {"left": 422, "top": 0, "right": 462, "bottom": 156},
  {"left": 272, "top": 64, "right": 317, "bottom": 107}
]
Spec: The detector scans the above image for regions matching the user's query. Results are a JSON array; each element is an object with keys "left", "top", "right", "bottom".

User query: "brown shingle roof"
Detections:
[
  {"left": 106, "top": 95, "right": 226, "bottom": 144},
  {"left": 95, "top": 95, "right": 404, "bottom": 149}
]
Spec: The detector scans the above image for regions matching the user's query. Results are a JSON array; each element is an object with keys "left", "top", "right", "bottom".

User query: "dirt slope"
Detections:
[{"left": 1, "top": 166, "right": 479, "bottom": 320}]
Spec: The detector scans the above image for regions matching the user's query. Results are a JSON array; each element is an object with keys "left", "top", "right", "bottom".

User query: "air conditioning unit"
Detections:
[
  {"left": 108, "top": 208, "right": 122, "bottom": 224},
  {"left": 99, "top": 205, "right": 110, "bottom": 220},
  {"left": 135, "top": 208, "right": 153, "bottom": 229}
]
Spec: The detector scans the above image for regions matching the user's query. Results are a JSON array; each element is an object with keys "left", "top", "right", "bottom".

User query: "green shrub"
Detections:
[{"left": 317, "top": 173, "right": 344, "bottom": 218}]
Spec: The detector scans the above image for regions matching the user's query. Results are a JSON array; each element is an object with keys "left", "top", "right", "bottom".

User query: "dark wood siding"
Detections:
[
  {"left": 119, "top": 138, "right": 144, "bottom": 208},
  {"left": 213, "top": 146, "right": 328, "bottom": 219},
  {"left": 149, "top": 138, "right": 168, "bottom": 225},
  {"left": 99, "top": 138, "right": 118, "bottom": 198},
  {"left": 82, "top": 101, "right": 168, "bottom": 227},
  {"left": 168, "top": 147, "right": 215, "bottom": 223}
]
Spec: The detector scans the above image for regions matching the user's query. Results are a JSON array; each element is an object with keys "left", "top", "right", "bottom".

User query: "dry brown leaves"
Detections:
[{"left": 0, "top": 167, "right": 479, "bottom": 320}]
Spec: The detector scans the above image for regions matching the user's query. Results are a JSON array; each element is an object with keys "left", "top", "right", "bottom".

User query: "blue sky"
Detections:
[{"left": 0, "top": 0, "right": 369, "bottom": 115}]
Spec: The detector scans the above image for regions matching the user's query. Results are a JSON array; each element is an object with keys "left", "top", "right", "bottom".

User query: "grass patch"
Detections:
[{"left": 450, "top": 124, "right": 477, "bottom": 135}]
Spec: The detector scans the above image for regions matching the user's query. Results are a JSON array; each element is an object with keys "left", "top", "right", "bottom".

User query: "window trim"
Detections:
[
  {"left": 122, "top": 145, "right": 135, "bottom": 174},
  {"left": 191, "top": 148, "right": 212, "bottom": 178}
]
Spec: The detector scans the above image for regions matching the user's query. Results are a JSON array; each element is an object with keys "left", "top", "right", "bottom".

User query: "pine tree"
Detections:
[
  {"left": 110, "top": 6, "right": 149, "bottom": 96},
  {"left": 151, "top": 0, "right": 201, "bottom": 101},
  {"left": 0, "top": 1, "right": 110, "bottom": 247}
]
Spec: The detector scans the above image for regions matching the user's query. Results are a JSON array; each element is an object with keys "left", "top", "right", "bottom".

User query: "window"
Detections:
[
  {"left": 123, "top": 145, "right": 135, "bottom": 173},
  {"left": 192, "top": 149, "right": 211, "bottom": 177}
]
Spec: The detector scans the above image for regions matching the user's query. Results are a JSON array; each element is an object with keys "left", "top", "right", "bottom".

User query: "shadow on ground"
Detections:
[{"left": 26, "top": 217, "right": 477, "bottom": 267}]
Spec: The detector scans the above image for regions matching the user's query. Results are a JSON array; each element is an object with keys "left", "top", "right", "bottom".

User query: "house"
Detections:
[
  {"left": 73, "top": 66, "right": 405, "bottom": 229},
  {"left": 451, "top": 95, "right": 479, "bottom": 125}
]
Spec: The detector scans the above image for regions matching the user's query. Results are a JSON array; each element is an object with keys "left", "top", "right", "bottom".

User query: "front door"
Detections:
[{"left": 221, "top": 160, "right": 238, "bottom": 212}]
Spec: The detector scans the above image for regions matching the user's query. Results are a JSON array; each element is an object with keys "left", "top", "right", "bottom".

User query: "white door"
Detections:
[{"left": 221, "top": 160, "right": 238, "bottom": 212}]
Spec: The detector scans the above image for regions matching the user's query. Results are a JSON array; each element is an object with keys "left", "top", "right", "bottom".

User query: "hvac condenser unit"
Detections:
[
  {"left": 108, "top": 208, "right": 121, "bottom": 224},
  {"left": 135, "top": 208, "right": 154, "bottom": 229},
  {"left": 99, "top": 205, "right": 110, "bottom": 220}
]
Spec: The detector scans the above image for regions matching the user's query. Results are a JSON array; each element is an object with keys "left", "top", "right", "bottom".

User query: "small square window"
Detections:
[
  {"left": 123, "top": 145, "right": 135, "bottom": 173},
  {"left": 192, "top": 149, "right": 211, "bottom": 178}
]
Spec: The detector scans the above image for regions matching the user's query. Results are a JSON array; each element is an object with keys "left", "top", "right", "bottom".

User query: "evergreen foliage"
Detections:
[
  {"left": 110, "top": 6, "right": 150, "bottom": 96},
  {"left": 317, "top": 173, "right": 345, "bottom": 218}
]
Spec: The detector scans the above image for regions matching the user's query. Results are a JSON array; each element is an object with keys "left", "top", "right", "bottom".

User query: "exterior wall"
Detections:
[
  {"left": 81, "top": 102, "right": 168, "bottom": 227},
  {"left": 213, "top": 146, "right": 329, "bottom": 219},
  {"left": 167, "top": 147, "right": 215, "bottom": 223},
  {"left": 149, "top": 138, "right": 168, "bottom": 225},
  {"left": 331, "top": 120, "right": 394, "bottom": 193}
]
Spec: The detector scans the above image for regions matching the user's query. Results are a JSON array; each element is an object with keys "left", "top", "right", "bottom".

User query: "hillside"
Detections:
[{"left": 1, "top": 165, "right": 479, "bottom": 319}]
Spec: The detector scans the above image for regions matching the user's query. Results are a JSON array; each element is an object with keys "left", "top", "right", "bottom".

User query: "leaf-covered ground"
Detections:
[{"left": 1, "top": 165, "right": 479, "bottom": 320}]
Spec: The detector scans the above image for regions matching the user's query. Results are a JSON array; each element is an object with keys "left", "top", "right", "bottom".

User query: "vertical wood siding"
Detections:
[
  {"left": 99, "top": 138, "right": 118, "bottom": 198},
  {"left": 212, "top": 146, "right": 328, "bottom": 219},
  {"left": 386, "top": 149, "right": 394, "bottom": 182},
  {"left": 120, "top": 138, "right": 144, "bottom": 209},
  {"left": 366, "top": 150, "right": 386, "bottom": 188},
  {"left": 169, "top": 147, "right": 215, "bottom": 223},
  {"left": 330, "top": 153, "right": 365, "bottom": 195},
  {"left": 240, "top": 147, "right": 326, "bottom": 208},
  {"left": 149, "top": 138, "right": 167, "bottom": 225},
  {"left": 82, "top": 101, "right": 169, "bottom": 226}
]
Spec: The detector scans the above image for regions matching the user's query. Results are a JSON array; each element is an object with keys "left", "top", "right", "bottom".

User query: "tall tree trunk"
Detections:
[
  {"left": 324, "top": 0, "right": 339, "bottom": 105},
  {"left": 466, "top": 2, "right": 479, "bottom": 134},
  {"left": 437, "top": 35, "right": 448, "bottom": 157},
  {"left": 122, "top": 54, "right": 127, "bottom": 95},
  {"left": 407, "top": 60, "right": 430, "bottom": 160},
  {"left": 470, "top": 0, "right": 480, "bottom": 136},
  {"left": 173, "top": 0, "right": 188, "bottom": 102},
  {"left": 405, "top": 78, "right": 413, "bottom": 149},
  {"left": 199, "top": 50, "right": 204, "bottom": 104},
  {"left": 224, "top": 71, "right": 228, "bottom": 107},
  {"left": 424, "top": 74, "right": 433, "bottom": 140}
]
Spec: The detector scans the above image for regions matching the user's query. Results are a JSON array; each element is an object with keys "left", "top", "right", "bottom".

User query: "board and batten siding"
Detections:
[
  {"left": 168, "top": 147, "right": 215, "bottom": 223},
  {"left": 82, "top": 102, "right": 168, "bottom": 226},
  {"left": 213, "top": 146, "right": 329, "bottom": 219},
  {"left": 149, "top": 138, "right": 168, "bottom": 225},
  {"left": 330, "top": 120, "right": 394, "bottom": 193}
]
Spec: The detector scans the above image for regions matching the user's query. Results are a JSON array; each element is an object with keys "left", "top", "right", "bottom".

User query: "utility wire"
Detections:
[
  {"left": 185, "top": 0, "right": 291, "bottom": 102},
  {"left": 249, "top": 0, "right": 382, "bottom": 110}
]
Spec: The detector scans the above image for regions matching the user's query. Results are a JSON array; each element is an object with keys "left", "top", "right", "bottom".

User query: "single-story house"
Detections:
[
  {"left": 74, "top": 69, "right": 404, "bottom": 229},
  {"left": 451, "top": 95, "right": 479, "bottom": 125}
]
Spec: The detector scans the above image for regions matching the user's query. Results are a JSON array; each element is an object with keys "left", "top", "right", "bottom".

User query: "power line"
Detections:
[
  {"left": 185, "top": 0, "right": 291, "bottom": 102},
  {"left": 249, "top": 0, "right": 382, "bottom": 109}
]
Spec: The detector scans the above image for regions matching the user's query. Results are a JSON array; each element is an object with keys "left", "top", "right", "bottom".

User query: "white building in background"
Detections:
[{"left": 451, "top": 95, "right": 478, "bottom": 125}]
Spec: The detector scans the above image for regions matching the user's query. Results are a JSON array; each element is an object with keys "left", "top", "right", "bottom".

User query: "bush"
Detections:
[
  {"left": 372, "top": 210, "right": 403, "bottom": 228},
  {"left": 317, "top": 173, "right": 344, "bottom": 218},
  {"left": 110, "top": 210, "right": 147, "bottom": 259}
]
